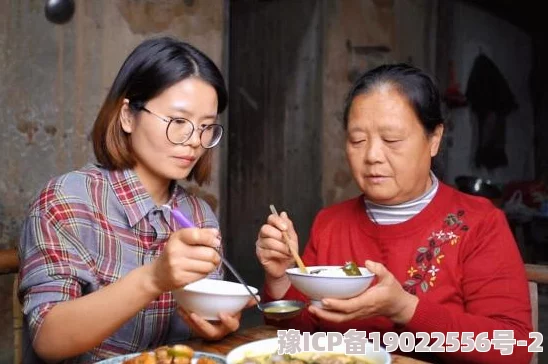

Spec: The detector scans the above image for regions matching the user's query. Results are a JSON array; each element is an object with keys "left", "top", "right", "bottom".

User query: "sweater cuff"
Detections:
[{"left": 403, "top": 298, "right": 447, "bottom": 332}]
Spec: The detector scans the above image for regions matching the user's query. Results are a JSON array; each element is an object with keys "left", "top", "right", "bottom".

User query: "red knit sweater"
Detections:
[{"left": 263, "top": 183, "right": 533, "bottom": 363}]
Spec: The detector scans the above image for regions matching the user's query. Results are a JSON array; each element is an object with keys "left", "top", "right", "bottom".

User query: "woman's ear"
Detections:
[
  {"left": 120, "top": 98, "right": 133, "bottom": 134},
  {"left": 429, "top": 124, "right": 444, "bottom": 157}
]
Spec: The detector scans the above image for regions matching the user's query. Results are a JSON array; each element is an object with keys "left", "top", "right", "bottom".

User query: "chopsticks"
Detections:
[{"left": 269, "top": 204, "right": 308, "bottom": 274}]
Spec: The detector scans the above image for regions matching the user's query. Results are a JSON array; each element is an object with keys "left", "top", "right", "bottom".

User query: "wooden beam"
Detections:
[
  {"left": 0, "top": 249, "right": 19, "bottom": 274},
  {"left": 526, "top": 264, "right": 548, "bottom": 284}
]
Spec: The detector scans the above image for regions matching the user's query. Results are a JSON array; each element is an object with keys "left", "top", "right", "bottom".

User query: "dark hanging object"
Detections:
[
  {"left": 45, "top": 0, "right": 75, "bottom": 25},
  {"left": 465, "top": 53, "right": 518, "bottom": 170}
]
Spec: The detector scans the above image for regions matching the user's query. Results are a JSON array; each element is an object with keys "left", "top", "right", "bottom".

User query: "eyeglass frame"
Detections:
[{"left": 139, "top": 106, "right": 224, "bottom": 149}]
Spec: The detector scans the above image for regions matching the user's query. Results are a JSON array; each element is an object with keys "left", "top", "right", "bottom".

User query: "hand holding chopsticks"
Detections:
[{"left": 269, "top": 205, "right": 308, "bottom": 274}]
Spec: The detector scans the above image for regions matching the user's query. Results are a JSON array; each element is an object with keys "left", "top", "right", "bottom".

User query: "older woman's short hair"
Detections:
[{"left": 343, "top": 64, "right": 444, "bottom": 135}]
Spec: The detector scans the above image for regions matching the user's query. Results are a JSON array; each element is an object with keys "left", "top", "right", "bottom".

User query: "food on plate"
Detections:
[
  {"left": 238, "top": 352, "right": 373, "bottom": 364},
  {"left": 122, "top": 345, "right": 218, "bottom": 364}
]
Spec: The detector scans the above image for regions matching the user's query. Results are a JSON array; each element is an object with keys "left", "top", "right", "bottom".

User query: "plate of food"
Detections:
[
  {"left": 225, "top": 337, "right": 390, "bottom": 364},
  {"left": 96, "top": 344, "right": 226, "bottom": 364}
]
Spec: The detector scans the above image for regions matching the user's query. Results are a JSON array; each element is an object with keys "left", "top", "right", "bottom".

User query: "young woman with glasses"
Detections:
[{"left": 18, "top": 36, "right": 249, "bottom": 363}]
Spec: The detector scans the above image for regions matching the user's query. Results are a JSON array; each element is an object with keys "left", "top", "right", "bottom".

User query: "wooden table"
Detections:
[{"left": 184, "top": 325, "right": 429, "bottom": 364}]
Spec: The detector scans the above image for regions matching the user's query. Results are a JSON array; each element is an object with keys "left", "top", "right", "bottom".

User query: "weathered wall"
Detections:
[
  {"left": 0, "top": 0, "right": 224, "bottom": 361},
  {"left": 321, "top": 0, "right": 438, "bottom": 205}
]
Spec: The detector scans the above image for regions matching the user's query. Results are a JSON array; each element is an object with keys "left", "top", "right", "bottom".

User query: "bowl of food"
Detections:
[
  {"left": 226, "top": 337, "right": 390, "bottom": 364},
  {"left": 172, "top": 278, "right": 257, "bottom": 321},
  {"left": 286, "top": 262, "right": 375, "bottom": 307}
]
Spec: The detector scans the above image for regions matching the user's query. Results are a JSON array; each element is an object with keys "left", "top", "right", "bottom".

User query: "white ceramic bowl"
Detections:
[
  {"left": 226, "top": 337, "right": 390, "bottom": 364},
  {"left": 172, "top": 278, "right": 257, "bottom": 321},
  {"left": 286, "top": 265, "right": 375, "bottom": 307}
]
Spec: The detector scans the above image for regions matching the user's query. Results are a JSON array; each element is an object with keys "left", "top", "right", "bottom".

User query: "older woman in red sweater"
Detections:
[{"left": 256, "top": 64, "right": 533, "bottom": 363}]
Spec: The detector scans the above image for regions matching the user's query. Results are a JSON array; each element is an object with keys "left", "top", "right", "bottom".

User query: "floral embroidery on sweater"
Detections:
[{"left": 403, "top": 210, "right": 469, "bottom": 295}]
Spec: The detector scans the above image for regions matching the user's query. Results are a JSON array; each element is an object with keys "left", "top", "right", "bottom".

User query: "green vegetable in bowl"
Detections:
[{"left": 341, "top": 261, "right": 362, "bottom": 276}]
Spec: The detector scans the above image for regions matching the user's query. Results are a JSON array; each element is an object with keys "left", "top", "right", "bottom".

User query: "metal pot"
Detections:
[{"left": 455, "top": 175, "right": 502, "bottom": 199}]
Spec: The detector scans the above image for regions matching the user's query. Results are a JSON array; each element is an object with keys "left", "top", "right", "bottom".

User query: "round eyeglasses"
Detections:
[{"left": 140, "top": 107, "right": 223, "bottom": 149}]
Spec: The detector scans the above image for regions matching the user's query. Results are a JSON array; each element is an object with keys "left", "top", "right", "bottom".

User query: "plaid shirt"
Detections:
[{"left": 18, "top": 164, "right": 223, "bottom": 363}]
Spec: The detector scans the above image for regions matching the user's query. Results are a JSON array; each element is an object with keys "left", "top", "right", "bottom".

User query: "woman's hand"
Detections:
[
  {"left": 150, "top": 227, "right": 221, "bottom": 294},
  {"left": 256, "top": 212, "right": 299, "bottom": 279},
  {"left": 177, "top": 297, "right": 257, "bottom": 341},
  {"left": 308, "top": 260, "right": 419, "bottom": 325}
]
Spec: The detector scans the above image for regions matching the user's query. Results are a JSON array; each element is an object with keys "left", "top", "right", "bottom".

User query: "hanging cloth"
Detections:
[{"left": 465, "top": 53, "right": 518, "bottom": 170}]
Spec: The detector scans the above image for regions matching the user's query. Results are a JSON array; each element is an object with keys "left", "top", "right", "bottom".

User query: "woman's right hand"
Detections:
[
  {"left": 256, "top": 212, "right": 299, "bottom": 279},
  {"left": 150, "top": 228, "right": 221, "bottom": 293}
]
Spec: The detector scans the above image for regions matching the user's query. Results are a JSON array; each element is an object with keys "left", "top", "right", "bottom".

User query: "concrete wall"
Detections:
[
  {"left": 0, "top": 0, "right": 225, "bottom": 361},
  {"left": 444, "top": 2, "right": 535, "bottom": 186},
  {"left": 322, "top": 0, "right": 438, "bottom": 205}
]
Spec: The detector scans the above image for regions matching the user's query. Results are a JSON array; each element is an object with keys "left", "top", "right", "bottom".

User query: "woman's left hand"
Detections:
[
  {"left": 308, "top": 260, "right": 418, "bottom": 325},
  {"left": 177, "top": 297, "right": 257, "bottom": 341}
]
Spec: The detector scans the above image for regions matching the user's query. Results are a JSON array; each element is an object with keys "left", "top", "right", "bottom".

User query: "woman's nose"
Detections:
[
  {"left": 185, "top": 127, "right": 201, "bottom": 147},
  {"left": 364, "top": 139, "right": 384, "bottom": 163}
]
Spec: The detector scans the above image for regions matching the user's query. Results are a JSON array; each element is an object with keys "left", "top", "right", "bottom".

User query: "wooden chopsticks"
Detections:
[{"left": 269, "top": 204, "right": 308, "bottom": 274}]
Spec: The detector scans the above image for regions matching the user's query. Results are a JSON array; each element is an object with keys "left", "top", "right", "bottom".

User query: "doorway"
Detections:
[{"left": 225, "top": 0, "right": 323, "bottom": 295}]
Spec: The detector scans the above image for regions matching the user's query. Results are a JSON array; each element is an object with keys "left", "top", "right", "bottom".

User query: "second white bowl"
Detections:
[{"left": 172, "top": 278, "right": 257, "bottom": 321}]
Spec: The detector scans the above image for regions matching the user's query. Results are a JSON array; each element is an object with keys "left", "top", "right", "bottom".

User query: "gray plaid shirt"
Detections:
[{"left": 18, "top": 164, "right": 224, "bottom": 363}]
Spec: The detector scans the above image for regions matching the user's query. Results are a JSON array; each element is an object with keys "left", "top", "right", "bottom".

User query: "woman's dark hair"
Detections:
[
  {"left": 91, "top": 36, "right": 228, "bottom": 185},
  {"left": 342, "top": 63, "right": 444, "bottom": 134}
]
